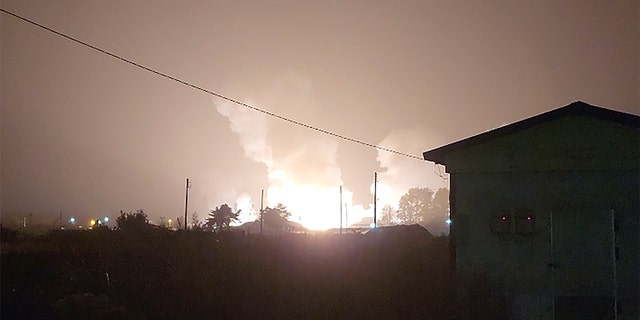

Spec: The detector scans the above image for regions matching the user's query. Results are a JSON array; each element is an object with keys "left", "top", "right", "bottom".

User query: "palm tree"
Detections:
[{"left": 206, "top": 204, "right": 240, "bottom": 232}]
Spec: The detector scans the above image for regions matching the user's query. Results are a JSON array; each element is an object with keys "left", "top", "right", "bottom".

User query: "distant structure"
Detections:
[{"left": 423, "top": 101, "right": 639, "bottom": 320}]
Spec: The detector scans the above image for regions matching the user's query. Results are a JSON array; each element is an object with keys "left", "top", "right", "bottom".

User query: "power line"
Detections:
[{"left": 1, "top": 8, "right": 426, "bottom": 161}]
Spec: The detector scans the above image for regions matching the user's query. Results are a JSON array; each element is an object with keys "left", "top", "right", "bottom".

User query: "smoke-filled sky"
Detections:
[{"left": 1, "top": 0, "right": 638, "bottom": 229}]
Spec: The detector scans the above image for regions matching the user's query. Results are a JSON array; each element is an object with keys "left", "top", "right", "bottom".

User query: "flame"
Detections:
[
  {"left": 233, "top": 193, "right": 257, "bottom": 223},
  {"left": 266, "top": 169, "right": 356, "bottom": 230}
]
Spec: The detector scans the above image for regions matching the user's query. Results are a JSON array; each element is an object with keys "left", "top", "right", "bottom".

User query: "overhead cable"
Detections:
[{"left": 1, "top": 8, "right": 427, "bottom": 161}]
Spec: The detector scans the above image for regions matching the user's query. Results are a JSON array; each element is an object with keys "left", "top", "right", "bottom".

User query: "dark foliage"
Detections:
[
  {"left": 1, "top": 224, "right": 19, "bottom": 242},
  {"left": 115, "top": 210, "right": 149, "bottom": 232},
  {"left": 262, "top": 203, "right": 291, "bottom": 233},
  {"left": 205, "top": 204, "right": 240, "bottom": 232},
  {"left": 398, "top": 187, "right": 434, "bottom": 224},
  {"left": 0, "top": 226, "right": 503, "bottom": 319}
]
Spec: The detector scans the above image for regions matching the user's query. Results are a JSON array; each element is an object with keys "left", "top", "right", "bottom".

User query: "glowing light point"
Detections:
[
  {"left": 69, "top": 217, "right": 76, "bottom": 223},
  {"left": 90, "top": 219, "right": 96, "bottom": 227},
  {"left": 103, "top": 216, "right": 109, "bottom": 222},
  {"left": 445, "top": 218, "right": 452, "bottom": 225},
  {"left": 527, "top": 216, "right": 532, "bottom": 221},
  {"left": 501, "top": 216, "right": 507, "bottom": 221}
]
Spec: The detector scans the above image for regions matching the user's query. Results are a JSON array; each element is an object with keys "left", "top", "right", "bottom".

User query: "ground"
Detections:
[{"left": 1, "top": 226, "right": 493, "bottom": 319}]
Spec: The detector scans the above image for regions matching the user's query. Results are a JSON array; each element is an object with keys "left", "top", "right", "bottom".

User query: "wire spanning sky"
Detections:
[
  {"left": 0, "top": 7, "right": 425, "bottom": 162},
  {"left": 1, "top": 0, "right": 638, "bottom": 228}
]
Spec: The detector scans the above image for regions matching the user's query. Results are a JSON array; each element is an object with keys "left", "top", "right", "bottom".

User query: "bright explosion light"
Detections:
[
  {"left": 267, "top": 183, "right": 342, "bottom": 230},
  {"left": 262, "top": 169, "right": 367, "bottom": 230}
]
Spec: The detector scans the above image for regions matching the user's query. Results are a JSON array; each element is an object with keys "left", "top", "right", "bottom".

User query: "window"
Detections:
[{"left": 490, "top": 210, "right": 538, "bottom": 234}]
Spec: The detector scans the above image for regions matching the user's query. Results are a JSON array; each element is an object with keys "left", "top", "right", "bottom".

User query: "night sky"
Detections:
[{"left": 1, "top": 0, "right": 638, "bottom": 228}]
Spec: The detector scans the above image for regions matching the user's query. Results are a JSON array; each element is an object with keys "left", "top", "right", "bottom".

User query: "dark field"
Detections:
[{"left": 1, "top": 226, "right": 464, "bottom": 319}]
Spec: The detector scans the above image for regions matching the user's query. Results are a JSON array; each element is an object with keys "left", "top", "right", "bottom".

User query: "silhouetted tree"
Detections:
[
  {"left": 397, "top": 188, "right": 434, "bottom": 224},
  {"left": 426, "top": 188, "right": 450, "bottom": 235},
  {"left": 116, "top": 209, "right": 149, "bottom": 231},
  {"left": 191, "top": 211, "right": 204, "bottom": 230},
  {"left": 263, "top": 203, "right": 291, "bottom": 233},
  {"left": 380, "top": 205, "right": 396, "bottom": 226},
  {"left": 206, "top": 204, "right": 240, "bottom": 232}
]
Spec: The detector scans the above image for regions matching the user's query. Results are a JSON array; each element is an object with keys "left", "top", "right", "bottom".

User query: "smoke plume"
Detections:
[
  {"left": 375, "top": 125, "right": 449, "bottom": 209},
  {"left": 215, "top": 72, "right": 360, "bottom": 229}
]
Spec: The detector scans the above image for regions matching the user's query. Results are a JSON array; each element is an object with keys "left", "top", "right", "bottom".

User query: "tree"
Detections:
[
  {"left": 191, "top": 211, "right": 204, "bottom": 230},
  {"left": 397, "top": 188, "right": 434, "bottom": 224},
  {"left": 205, "top": 204, "right": 240, "bottom": 232},
  {"left": 380, "top": 205, "right": 396, "bottom": 226},
  {"left": 427, "top": 188, "right": 450, "bottom": 235},
  {"left": 432, "top": 188, "right": 449, "bottom": 215},
  {"left": 262, "top": 203, "right": 291, "bottom": 233},
  {"left": 116, "top": 209, "right": 149, "bottom": 232}
]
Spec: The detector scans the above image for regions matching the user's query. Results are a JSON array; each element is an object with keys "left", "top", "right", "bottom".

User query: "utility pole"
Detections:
[
  {"left": 260, "top": 189, "right": 264, "bottom": 235},
  {"left": 184, "top": 178, "right": 190, "bottom": 230},
  {"left": 340, "top": 186, "right": 343, "bottom": 234},
  {"left": 373, "top": 172, "right": 377, "bottom": 228}
]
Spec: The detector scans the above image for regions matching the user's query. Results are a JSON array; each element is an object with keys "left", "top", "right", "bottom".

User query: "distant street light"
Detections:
[{"left": 69, "top": 217, "right": 76, "bottom": 224}]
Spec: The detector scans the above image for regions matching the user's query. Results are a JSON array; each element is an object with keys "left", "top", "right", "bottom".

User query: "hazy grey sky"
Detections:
[{"left": 1, "top": 0, "right": 638, "bottom": 228}]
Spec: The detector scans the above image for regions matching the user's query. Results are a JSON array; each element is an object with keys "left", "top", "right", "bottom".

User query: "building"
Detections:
[{"left": 423, "top": 101, "right": 639, "bottom": 319}]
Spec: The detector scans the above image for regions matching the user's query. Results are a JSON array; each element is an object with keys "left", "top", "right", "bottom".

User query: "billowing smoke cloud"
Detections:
[
  {"left": 214, "top": 74, "right": 449, "bottom": 229},
  {"left": 215, "top": 72, "right": 361, "bottom": 229},
  {"left": 375, "top": 125, "right": 449, "bottom": 209},
  {"left": 216, "top": 99, "right": 273, "bottom": 167}
]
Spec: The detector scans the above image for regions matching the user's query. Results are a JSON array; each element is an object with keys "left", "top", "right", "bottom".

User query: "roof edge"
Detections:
[{"left": 423, "top": 101, "right": 640, "bottom": 164}]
